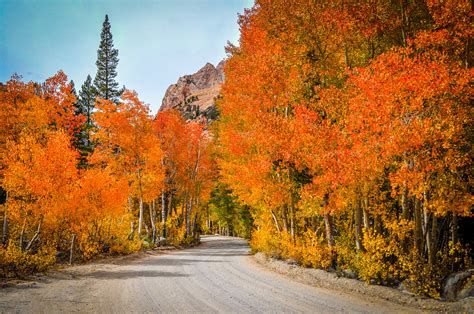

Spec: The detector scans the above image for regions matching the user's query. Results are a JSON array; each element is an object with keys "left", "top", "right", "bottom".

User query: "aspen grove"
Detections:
[
  {"left": 216, "top": 0, "right": 472, "bottom": 298},
  {"left": 0, "top": 0, "right": 472, "bottom": 300},
  {"left": 0, "top": 75, "right": 214, "bottom": 274}
]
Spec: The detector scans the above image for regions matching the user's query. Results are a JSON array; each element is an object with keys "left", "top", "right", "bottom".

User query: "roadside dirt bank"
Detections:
[{"left": 253, "top": 252, "right": 474, "bottom": 312}]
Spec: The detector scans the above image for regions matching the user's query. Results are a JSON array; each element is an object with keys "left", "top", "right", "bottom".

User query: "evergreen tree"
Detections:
[
  {"left": 69, "top": 79, "right": 77, "bottom": 98},
  {"left": 74, "top": 75, "right": 96, "bottom": 168},
  {"left": 78, "top": 75, "right": 95, "bottom": 126},
  {"left": 94, "top": 14, "right": 121, "bottom": 102}
]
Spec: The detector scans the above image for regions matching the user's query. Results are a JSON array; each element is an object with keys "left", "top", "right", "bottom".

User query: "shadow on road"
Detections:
[
  {"left": 85, "top": 270, "right": 189, "bottom": 280},
  {"left": 131, "top": 258, "right": 226, "bottom": 266}
]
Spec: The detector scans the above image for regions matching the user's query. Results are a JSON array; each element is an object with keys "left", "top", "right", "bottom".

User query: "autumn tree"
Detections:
[
  {"left": 93, "top": 90, "right": 164, "bottom": 240},
  {"left": 154, "top": 109, "right": 215, "bottom": 242},
  {"left": 153, "top": 110, "right": 186, "bottom": 239},
  {"left": 217, "top": 0, "right": 472, "bottom": 298}
]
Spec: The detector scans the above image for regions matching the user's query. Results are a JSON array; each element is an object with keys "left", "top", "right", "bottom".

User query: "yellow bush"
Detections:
[
  {"left": 300, "top": 230, "right": 333, "bottom": 269},
  {"left": 109, "top": 239, "right": 142, "bottom": 255},
  {"left": 353, "top": 220, "right": 413, "bottom": 285},
  {"left": 250, "top": 225, "right": 281, "bottom": 257},
  {"left": 0, "top": 242, "right": 56, "bottom": 277},
  {"left": 355, "top": 231, "right": 399, "bottom": 284},
  {"left": 166, "top": 215, "right": 187, "bottom": 246},
  {"left": 399, "top": 241, "right": 472, "bottom": 299},
  {"left": 251, "top": 226, "right": 333, "bottom": 269},
  {"left": 79, "top": 241, "right": 101, "bottom": 260}
]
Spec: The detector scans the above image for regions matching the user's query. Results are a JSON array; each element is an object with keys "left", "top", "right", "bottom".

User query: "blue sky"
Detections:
[{"left": 0, "top": 0, "right": 252, "bottom": 113}]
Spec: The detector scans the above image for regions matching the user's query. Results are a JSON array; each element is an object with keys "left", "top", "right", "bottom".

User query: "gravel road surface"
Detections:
[{"left": 0, "top": 236, "right": 413, "bottom": 313}]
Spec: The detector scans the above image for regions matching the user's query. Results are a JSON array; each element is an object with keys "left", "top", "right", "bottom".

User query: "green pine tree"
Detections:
[
  {"left": 74, "top": 75, "right": 96, "bottom": 168},
  {"left": 94, "top": 14, "right": 121, "bottom": 102},
  {"left": 69, "top": 79, "right": 77, "bottom": 98}
]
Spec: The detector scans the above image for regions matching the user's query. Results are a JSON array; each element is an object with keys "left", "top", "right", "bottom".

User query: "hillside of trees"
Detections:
[{"left": 0, "top": 0, "right": 472, "bottom": 300}]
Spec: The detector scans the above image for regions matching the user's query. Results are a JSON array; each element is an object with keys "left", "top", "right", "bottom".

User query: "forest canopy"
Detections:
[{"left": 0, "top": 0, "right": 472, "bottom": 300}]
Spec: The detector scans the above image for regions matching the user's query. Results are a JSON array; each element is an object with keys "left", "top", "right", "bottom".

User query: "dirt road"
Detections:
[{"left": 0, "top": 236, "right": 413, "bottom": 313}]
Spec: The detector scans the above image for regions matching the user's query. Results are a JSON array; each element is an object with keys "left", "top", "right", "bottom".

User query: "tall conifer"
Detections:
[
  {"left": 94, "top": 14, "right": 121, "bottom": 102},
  {"left": 74, "top": 75, "right": 95, "bottom": 167}
]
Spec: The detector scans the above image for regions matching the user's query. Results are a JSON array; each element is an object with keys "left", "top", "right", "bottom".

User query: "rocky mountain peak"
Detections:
[{"left": 160, "top": 61, "right": 225, "bottom": 121}]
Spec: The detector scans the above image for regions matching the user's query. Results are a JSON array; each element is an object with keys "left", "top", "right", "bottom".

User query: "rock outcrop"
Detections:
[
  {"left": 160, "top": 61, "right": 224, "bottom": 122},
  {"left": 442, "top": 269, "right": 474, "bottom": 301}
]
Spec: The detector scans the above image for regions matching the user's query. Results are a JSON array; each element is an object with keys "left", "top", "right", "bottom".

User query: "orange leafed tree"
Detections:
[
  {"left": 217, "top": 0, "right": 473, "bottom": 298},
  {"left": 93, "top": 90, "right": 165, "bottom": 239}
]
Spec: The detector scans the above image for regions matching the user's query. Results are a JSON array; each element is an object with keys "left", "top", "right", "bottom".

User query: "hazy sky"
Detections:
[{"left": 0, "top": 0, "right": 252, "bottom": 113}]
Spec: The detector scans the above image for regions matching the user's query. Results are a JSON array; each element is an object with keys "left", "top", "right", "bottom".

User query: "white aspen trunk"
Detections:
[
  {"left": 26, "top": 217, "right": 42, "bottom": 251},
  {"left": 186, "top": 196, "right": 192, "bottom": 237},
  {"left": 137, "top": 169, "right": 144, "bottom": 238},
  {"left": 423, "top": 203, "right": 430, "bottom": 257},
  {"left": 161, "top": 190, "right": 167, "bottom": 239},
  {"left": 270, "top": 210, "right": 281, "bottom": 232},
  {"left": 192, "top": 213, "right": 197, "bottom": 238},
  {"left": 69, "top": 234, "right": 76, "bottom": 264},
  {"left": 150, "top": 200, "right": 156, "bottom": 243},
  {"left": 128, "top": 195, "right": 135, "bottom": 239},
  {"left": 363, "top": 197, "right": 370, "bottom": 230},
  {"left": 138, "top": 194, "right": 144, "bottom": 238}
]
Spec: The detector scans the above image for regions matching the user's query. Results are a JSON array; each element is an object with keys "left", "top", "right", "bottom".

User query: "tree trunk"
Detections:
[
  {"left": 2, "top": 193, "right": 8, "bottom": 244},
  {"left": 344, "top": 41, "right": 351, "bottom": 68},
  {"left": 354, "top": 203, "right": 364, "bottom": 251},
  {"left": 150, "top": 201, "right": 156, "bottom": 244},
  {"left": 423, "top": 201, "right": 430, "bottom": 257},
  {"left": 270, "top": 210, "right": 281, "bottom": 232},
  {"left": 464, "top": 36, "right": 470, "bottom": 68},
  {"left": 452, "top": 213, "right": 458, "bottom": 244},
  {"left": 399, "top": 0, "right": 407, "bottom": 47},
  {"left": 128, "top": 195, "right": 135, "bottom": 240},
  {"left": 193, "top": 214, "right": 198, "bottom": 238},
  {"left": 323, "top": 213, "right": 334, "bottom": 247},
  {"left": 168, "top": 192, "right": 174, "bottom": 218},
  {"left": 282, "top": 206, "right": 288, "bottom": 232},
  {"left": 428, "top": 214, "right": 438, "bottom": 268},
  {"left": 375, "top": 215, "right": 383, "bottom": 234},
  {"left": 414, "top": 197, "right": 423, "bottom": 255},
  {"left": 185, "top": 196, "right": 192, "bottom": 237},
  {"left": 362, "top": 197, "right": 370, "bottom": 230},
  {"left": 26, "top": 217, "right": 43, "bottom": 251},
  {"left": 289, "top": 204, "right": 295, "bottom": 242},
  {"left": 19, "top": 217, "right": 26, "bottom": 250},
  {"left": 69, "top": 234, "right": 76, "bottom": 264},
  {"left": 401, "top": 185, "right": 409, "bottom": 220},
  {"left": 138, "top": 193, "right": 144, "bottom": 238},
  {"left": 161, "top": 191, "right": 167, "bottom": 239}
]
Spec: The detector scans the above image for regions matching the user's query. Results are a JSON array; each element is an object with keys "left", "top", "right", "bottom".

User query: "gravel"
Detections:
[
  {"left": 1, "top": 236, "right": 470, "bottom": 313},
  {"left": 253, "top": 252, "right": 474, "bottom": 313}
]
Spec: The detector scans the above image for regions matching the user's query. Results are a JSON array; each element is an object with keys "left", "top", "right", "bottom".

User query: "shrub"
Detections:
[{"left": 0, "top": 242, "right": 56, "bottom": 277}]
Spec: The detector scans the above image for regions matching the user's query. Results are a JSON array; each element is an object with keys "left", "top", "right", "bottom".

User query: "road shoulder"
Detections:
[{"left": 251, "top": 252, "right": 474, "bottom": 312}]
